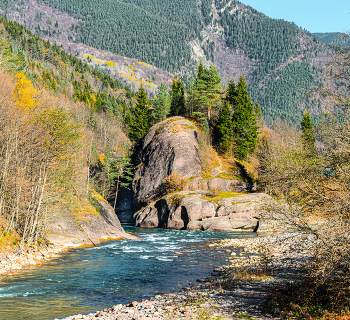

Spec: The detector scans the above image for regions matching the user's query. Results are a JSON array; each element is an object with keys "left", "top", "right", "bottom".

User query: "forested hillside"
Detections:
[
  {"left": 40, "top": 0, "right": 202, "bottom": 73},
  {"left": 211, "top": 0, "right": 329, "bottom": 123},
  {"left": 313, "top": 32, "right": 348, "bottom": 47},
  {"left": 0, "top": 0, "right": 333, "bottom": 123},
  {"left": 0, "top": 17, "right": 139, "bottom": 248}
]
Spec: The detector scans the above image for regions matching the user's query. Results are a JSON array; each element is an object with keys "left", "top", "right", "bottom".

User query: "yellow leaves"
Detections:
[
  {"left": 105, "top": 61, "right": 116, "bottom": 67},
  {"left": 98, "top": 152, "right": 106, "bottom": 164},
  {"left": 83, "top": 54, "right": 95, "bottom": 60},
  {"left": 137, "top": 61, "right": 149, "bottom": 68},
  {"left": 13, "top": 73, "right": 39, "bottom": 114}
]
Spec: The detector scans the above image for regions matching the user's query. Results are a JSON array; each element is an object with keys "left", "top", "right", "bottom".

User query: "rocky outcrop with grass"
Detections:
[
  {"left": 130, "top": 117, "right": 267, "bottom": 232},
  {"left": 47, "top": 191, "right": 139, "bottom": 247}
]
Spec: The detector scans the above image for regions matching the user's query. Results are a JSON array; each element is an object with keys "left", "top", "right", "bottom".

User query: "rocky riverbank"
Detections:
[
  {"left": 0, "top": 193, "right": 140, "bottom": 277},
  {"left": 60, "top": 233, "right": 313, "bottom": 320},
  {"left": 0, "top": 233, "right": 136, "bottom": 276},
  {"left": 0, "top": 243, "right": 67, "bottom": 276}
]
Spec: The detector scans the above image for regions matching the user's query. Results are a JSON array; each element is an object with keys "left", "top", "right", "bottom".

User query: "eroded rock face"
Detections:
[
  {"left": 47, "top": 196, "right": 139, "bottom": 247},
  {"left": 134, "top": 192, "right": 269, "bottom": 232},
  {"left": 132, "top": 117, "right": 202, "bottom": 209}
]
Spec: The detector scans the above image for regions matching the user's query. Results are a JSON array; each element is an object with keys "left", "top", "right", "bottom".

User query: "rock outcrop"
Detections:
[
  {"left": 134, "top": 191, "right": 269, "bottom": 232},
  {"left": 132, "top": 117, "right": 203, "bottom": 208},
  {"left": 130, "top": 117, "right": 267, "bottom": 232},
  {"left": 47, "top": 192, "right": 139, "bottom": 247}
]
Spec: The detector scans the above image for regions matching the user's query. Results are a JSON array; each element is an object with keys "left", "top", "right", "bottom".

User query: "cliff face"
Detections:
[{"left": 131, "top": 117, "right": 267, "bottom": 232}]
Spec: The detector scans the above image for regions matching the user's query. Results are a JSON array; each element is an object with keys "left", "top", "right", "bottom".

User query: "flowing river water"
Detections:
[{"left": 0, "top": 226, "right": 257, "bottom": 320}]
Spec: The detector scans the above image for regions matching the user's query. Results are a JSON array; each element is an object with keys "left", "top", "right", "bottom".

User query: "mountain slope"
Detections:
[{"left": 0, "top": 0, "right": 333, "bottom": 123}]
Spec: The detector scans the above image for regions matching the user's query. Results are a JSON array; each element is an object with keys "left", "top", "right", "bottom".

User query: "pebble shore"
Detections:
[{"left": 59, "top": 233, "right": 314, "bottom": 320}]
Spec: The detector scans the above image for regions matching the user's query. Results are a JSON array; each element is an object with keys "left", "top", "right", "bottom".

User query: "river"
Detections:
[{"left": 0, "top": 226, "right": 256, "bottom": 320}]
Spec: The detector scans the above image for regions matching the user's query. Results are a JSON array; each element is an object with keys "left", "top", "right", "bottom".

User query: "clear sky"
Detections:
[{"left": 239, "top": 0, "right": 349, "bottom": 33}]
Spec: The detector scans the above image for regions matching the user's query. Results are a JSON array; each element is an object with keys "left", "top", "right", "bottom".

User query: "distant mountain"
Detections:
[
  {"left": 313, "top": 32, "right": 348, "bottom": 47},
  {"left": 0, "top": 0, "right": 333, "bottom": 123}
]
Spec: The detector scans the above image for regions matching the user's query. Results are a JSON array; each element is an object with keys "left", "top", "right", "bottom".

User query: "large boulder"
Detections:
[
  {"left": 131, "top": 117, "right": 264, "bottom": 232},
  {"left": 134, "top": 192, "right": 269, "bottom": 232},
  {"left": 132, "top": 117, "right": 202, "bottom": 209}
]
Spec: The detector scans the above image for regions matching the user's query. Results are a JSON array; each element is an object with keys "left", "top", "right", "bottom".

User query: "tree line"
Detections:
[{"left": 125, "top": 61, "right": 260, "bottom": 161}]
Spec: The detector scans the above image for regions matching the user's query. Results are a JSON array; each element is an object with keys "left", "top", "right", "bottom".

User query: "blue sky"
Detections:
[{"left": 239, "top": 0, "right": 349, "bottom": 33}]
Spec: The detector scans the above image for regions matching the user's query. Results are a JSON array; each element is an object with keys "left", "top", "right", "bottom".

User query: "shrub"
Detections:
[{"left": 162, "top": 173, "right": 187, "bottom": 194}]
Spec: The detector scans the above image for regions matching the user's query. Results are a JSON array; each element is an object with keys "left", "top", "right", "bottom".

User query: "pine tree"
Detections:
[
  {"left": 153, "top": 83, "right": 171, "bottom": 122},
  {"left": 300, "top": 111, "right": 315, "bottom": 150},
  {"left": 193, "top": 64, "right": 223, "bottom": 122},
  {"left": 127, "top": 85, "right": 150, "bottom": 143},
  {"left": 231, "top": 75, "right": 258, "bottom": 160},
  {"left": 170, "top": 77, "right": 186, "bottom": 116},
  {"left": 197, "top": 60, "right": 204, "bottom": 80}
]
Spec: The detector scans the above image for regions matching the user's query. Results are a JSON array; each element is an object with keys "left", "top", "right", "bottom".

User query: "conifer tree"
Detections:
[
  {"left": 231, "top": 75, "right": 258, "bottom": 160},
  {"left": 300, "top": 111, "right": 315, "bottom": 150},
  {"left": 197, "top": 60, "right": 204, "bottom": 80},
  {"left": 126, "top": 85, "right": 150, "bottom": 143},
  {"left": 193, "top": 64, "right": 223, "bottom": 122},
  {"left": 153, "top": 83, "right": 170, "bottom": 122},
  {"left": 170, "top": 77, "right": 186, "bottom": 116},
  {"left": 185, "top": 76, "right": 196, "bottom": 116},
  {"left": 254, "top": 102, "right": 264, "bottom": 128},
  {"left": 216, "top": 101, "right": 232, "bottom": 153},
  {"left": 225, "top": 78, "right": 238, "bottom": 107}
]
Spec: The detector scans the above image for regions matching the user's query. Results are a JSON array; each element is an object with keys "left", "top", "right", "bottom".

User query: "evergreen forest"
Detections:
[{"left": 0, "top": 0, "right": 334, "bottom": 124}]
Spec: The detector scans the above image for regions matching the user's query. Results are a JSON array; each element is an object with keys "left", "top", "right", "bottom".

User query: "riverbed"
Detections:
[{"left": 0, "top": 226, "right": 257, "bottom": 320}]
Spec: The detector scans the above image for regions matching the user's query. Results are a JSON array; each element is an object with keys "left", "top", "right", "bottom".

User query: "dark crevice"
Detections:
[{"left": 180, "top": 206, "right": 189, "bottom": 230}]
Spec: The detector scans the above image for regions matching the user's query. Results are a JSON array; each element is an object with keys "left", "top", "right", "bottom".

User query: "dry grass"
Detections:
[
  {"left": 163, "top": 173, "right": 189, "bottom": 194},
  {"left": 202, "top": 191, "right": 242, "bottom": 204},
  {"left": 266, "top": 280, "right": 350, "bottom": 320}
]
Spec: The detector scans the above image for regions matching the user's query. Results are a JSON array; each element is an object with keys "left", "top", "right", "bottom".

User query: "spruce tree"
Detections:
[
  {"left": 185, "top": 76, "right": 196, "bottom": 116},
  {"left": 216, "top": 101, "right": 232, "bottom": 153},
  {"left": 301, "top": 111, "right": 315, "bottom": 150},
  {"left": 225, "top": 78, "right": 238, "bottom": 107},
  {"left": 170, "top": 77, "right": 186, "bottom": 116},
  {"left": 231, "top": 75, "right": 258, "bottom": 160},
  {"left": 127, "top": 85, "right": 151, "bottom": 143},
  {"left": 153, "top": 83, "right": 171, "bottom": 122},
  {"left": 197, "top": 60, "right": 204, "bottom": 80}
]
